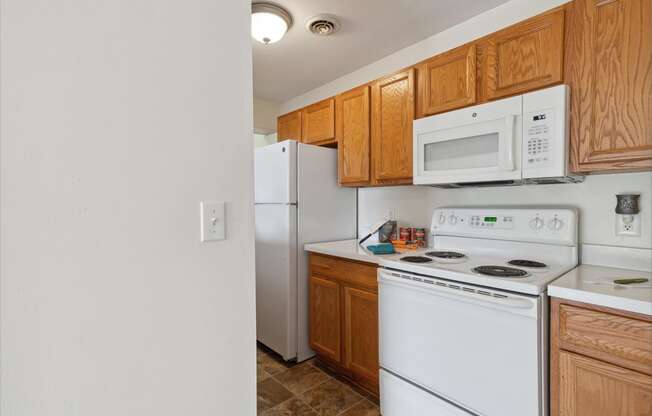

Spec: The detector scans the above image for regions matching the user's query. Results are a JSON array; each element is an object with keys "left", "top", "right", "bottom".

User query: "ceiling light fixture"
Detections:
[{"left": 251, "top": 3, "right": 293, "bottom": 45}]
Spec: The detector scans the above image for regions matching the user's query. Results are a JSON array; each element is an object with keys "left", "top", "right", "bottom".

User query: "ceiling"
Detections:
[{"left": 253, "top": 0, "right": 510, "bottom": 103}]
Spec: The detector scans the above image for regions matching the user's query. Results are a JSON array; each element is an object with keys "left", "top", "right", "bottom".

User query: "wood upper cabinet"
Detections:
[
  {"left": 302, "top": 98, "right": 335, "bottom": 145},
  {"left": 558, "top": 351, "right": 652, "bottom": 416},
  {"left": 551, "top": 298, "right": 652, "bottom": 416},
  {"left": 344, "top": 286, "right": 379, "bottom": 390},
  {"left": 482, "top": 8, "right": 565, "bottom": 100},
  {"left": 566, "top": 0, "right": 652, "bottom": 173},
  {"left": 277, "top": 110, "right": 302, "bottom": 142},
  {"left": 309, "top": 275, "right": 341, "bottom": 363},
  {"left": 371, "top": 68, "right": 415, "bottom": 184},
  {"left": 417, "top": 44, "right": 476, "bottom": 117},
  {"left": 336, "top": 86, "right": 371, "bottom": 186}
]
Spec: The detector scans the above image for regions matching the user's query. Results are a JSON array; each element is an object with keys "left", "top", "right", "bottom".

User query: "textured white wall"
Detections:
[
  {"left": 287, "top": 0, "right": 652, "bottom": 251},
  {"left": 359, "top": 173, "right": 652, "bottom": 250},
  {"left": 253, "top": 97, "right": 280, "bottom": 134},
  {"left": 1, "top": 1, "right": 256, "bottom": 415},
  {"left": 428, "top": 172, "right": 652, "bottom": 249}
]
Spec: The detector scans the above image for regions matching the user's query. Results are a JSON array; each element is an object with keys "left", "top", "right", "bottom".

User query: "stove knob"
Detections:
[
  {"left": 549, "top": 218, "right": 563, "bottom": 231},
  {"left": 448, "top": 215, "right": 458, "bottom": 225},
  {"left": 438, "top": 213, "right": 446, "bottom": 225},
  {"left": 529, "top": 217, "right": 544, "bottom": 230}
]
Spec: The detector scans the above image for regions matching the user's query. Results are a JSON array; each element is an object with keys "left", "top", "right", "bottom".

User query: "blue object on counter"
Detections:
[{"left": 366, "top": 243, "right": 396, "bottom": 255}]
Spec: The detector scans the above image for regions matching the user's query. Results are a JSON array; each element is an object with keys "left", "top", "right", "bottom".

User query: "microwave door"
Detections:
[{"left": 415, "top": 115, "right": 521, "bottom": 185}]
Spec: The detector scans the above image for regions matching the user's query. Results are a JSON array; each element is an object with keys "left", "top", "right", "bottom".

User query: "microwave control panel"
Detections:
[{"left": 525, "top": 108, "right": 554, "bottom": 168}]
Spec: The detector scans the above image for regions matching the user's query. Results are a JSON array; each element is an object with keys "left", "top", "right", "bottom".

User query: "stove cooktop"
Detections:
[
  {"left": 400, "top": 256, "right": 433, "bottom": 264},
  {"left": 508, "top": 259, "right": 547, "bottom": 268},
  {"left": 426, "top": 251, "right": 467, "bottom": 260},
  {"left": 473, "top": 265, "right": 530, "bottom": 278}
]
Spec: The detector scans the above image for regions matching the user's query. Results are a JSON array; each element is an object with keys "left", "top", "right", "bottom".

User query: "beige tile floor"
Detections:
[{"left": 257, "top": 344, "right": 380, "bottom": 416}]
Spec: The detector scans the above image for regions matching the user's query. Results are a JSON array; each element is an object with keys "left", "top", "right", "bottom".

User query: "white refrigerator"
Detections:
[{"left": 255, "top": 140, "right": 357, "bottom": 362}]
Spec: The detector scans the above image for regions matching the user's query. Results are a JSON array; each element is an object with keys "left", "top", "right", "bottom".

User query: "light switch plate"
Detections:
[{"left": 201, "top": 201, "right": 226, "bottom": 242}]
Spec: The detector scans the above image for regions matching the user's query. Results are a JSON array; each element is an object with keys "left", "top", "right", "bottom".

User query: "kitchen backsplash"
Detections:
[{"left": 358, "top": 171, "right": 652, "bottom": 250}]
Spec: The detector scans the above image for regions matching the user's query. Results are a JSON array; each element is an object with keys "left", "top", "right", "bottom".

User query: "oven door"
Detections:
[
  {"left": 379, "top": 270, "right": 545, "bottom": 416},
  {"left": 413, "top": 96, "right": 523, "bottom": 185}
]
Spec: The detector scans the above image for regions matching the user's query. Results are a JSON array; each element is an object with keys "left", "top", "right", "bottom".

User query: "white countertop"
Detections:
[
  {"left": 549, "top": 265, "right": 652, "bottom": 316},
  {"left": 304, "top": 239, "right": 400, "bottom": 265}
]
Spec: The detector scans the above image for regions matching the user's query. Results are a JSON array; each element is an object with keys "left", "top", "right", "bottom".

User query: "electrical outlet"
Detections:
[
  {"left": 616, "top": 214, "right": 641, "bottom": 237},
  {"left": 385, "top": 208, "right": 399, "bottom": 221},
  {"left": 201, "top": 201, "right": 226, "bottom": 242}
]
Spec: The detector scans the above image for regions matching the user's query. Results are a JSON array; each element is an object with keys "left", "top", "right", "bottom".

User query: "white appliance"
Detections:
[
  {"left": 378, "top": 207, "right": 579, "bottom": 416},
  {"left": 255, "top": 140, "right": 356, "bottom": 362},
  {"left": 413, "top": 85, "right": 582, "bottom": 187}
]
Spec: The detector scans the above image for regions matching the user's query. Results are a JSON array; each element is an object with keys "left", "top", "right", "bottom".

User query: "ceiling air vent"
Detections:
[{"left": 305, "top": 14, "right": 341, "bottom": 36}]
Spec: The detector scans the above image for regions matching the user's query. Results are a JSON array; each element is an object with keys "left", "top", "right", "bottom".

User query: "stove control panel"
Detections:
[
  {"left": 431, "top": 207, "right": 578, "bottom": 246},
  {"left": 469, "top": 215, "right": 515, "bottom": 229}
]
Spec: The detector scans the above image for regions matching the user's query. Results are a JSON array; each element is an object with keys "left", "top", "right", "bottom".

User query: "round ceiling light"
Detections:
[{"left": 251, "top": 3, "right": 293, "bottom": 45}]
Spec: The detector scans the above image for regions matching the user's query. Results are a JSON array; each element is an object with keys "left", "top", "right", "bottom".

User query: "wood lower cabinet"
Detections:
[
  {"left": 482, "top": 8, "right": 565, "bottom": 100},
  {"left": 558, "top": 351, "right": 652, "bottom": 416},
  {"left": 302, "top": 98, "right": 336, "bottom": 145},
  {"left": 277, "top": 110, "right": 302, "bottom": 142},
  {"left": 371, "top": 68, "right": 415, "bottom": 184},
  {"left": 309, "top": 253, "right": 379, "bottom": 396},
  {"left": 336, "top": 85, "right": 371, "bottom": 186},
  {"left": 309, "top": 276, "right": 341, "bottom": 362},
  {"left": 417, "top": 44, "right": 476, "bottom": 117},
  {"left": 343, "top": 286, "right": 379, "bottom": 388},
  {"left": 551, "top": 298, "right": 652, "bottom": 416},
  {"left": 565, "top": 0, "right": 652, "bottom": 172}
]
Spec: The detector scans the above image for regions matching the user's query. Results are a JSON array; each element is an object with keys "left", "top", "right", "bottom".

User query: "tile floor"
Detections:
[{"left": 257, "top": 344, "right": 380, "bottom": 416}]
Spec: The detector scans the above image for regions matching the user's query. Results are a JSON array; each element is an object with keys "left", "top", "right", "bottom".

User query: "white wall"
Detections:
[
  {"left": 1, "top": 1, "right": 256, "bottom": 415},
  {"left": 280, "top": 0, "right": 570, "bottom": 114},
  {"left": 253, "top": 97, "right": 280, "bottom": 134},
  {"left": 359, "top": 173, "right": 652, "bottom": 250},
  {"left": 254, "top": 133, "right": 278, "bottom": 148},
  {"left": 287, "top": 0, "right": 652, "bottom": 252},
  {"left": 429, "top": 173, "right": 652, "bottom": 249}
]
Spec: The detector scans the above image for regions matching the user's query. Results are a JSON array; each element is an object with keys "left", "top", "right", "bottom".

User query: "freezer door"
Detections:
[
  {"left": 255, "top": 204, "right": 298, "bottom": 360},
  {"left": 255, "top": 140, "right": 297, "bottom": 204}
]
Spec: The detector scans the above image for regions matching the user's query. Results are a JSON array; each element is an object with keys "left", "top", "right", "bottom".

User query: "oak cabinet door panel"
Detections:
[
  {"left": 337, "top": 86, "right": 371, "bottom": 185},
  {"left": 372, "top": 68, "right": 415, "bottom": 184}
]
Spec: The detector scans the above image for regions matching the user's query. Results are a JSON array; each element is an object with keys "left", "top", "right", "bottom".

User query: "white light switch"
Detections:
[{"left": 201, "top": 201, "right": 226, "bottom": 242}]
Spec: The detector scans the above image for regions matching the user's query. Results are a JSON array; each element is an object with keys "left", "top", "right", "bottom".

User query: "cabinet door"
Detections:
[
  {"left": 343, "top": 286, "right": 379, "bottom": 393},
  {"left": 484, "top": 9, "right": 564, "bottom": 100},
  {"left": 309, "top": 276, "right": 341, "bottom": 363},
  {"left": 566, "top": 0, "right": 652, "bottom": 172},
  {"left": 277, "top": 110, "right": 302, "bottom": 142},
  {"left": 302, "top": 98, "right": 335, "bottom": 145},
  {"left": 371, "top": 68, "right": 415, "bottom": 184},
  {"left": 336, "top": 85, "right": 371, "bottom": 186},
  {"left": 558, "top": 351, "right": 652, "bottom": 416},
  {"left": 417, "top": 44, "right": 476, "bottom": 117}
]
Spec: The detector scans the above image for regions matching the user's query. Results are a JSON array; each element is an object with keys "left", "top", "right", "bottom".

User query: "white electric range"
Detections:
[{"left": 378, "top": 207, "right": 579, "bottom": 416}]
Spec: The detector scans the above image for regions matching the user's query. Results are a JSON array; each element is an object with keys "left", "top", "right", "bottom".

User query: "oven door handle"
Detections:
[
  {"left": 379, "top": 272, "right": 538, "bottom": 317},
  {"left": 500, "top": 115, "right": 516, "bottom": 171}
]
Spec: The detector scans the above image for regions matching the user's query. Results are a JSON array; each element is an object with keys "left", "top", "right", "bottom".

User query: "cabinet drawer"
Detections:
[
  {"left": 310, "top": 254, "right": 377, "bottom": 292},
  {"left": 559, "top": 303, "right": 652, "bottom": 375}
]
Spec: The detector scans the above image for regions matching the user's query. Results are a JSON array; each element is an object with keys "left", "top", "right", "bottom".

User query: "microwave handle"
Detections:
[{"left": 501, "top": 115, "right": 516, "bottom": 171}]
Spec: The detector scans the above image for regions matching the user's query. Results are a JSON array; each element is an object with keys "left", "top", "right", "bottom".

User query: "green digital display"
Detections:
[{"left": 484, "top": 217, "right": 498, "bottom": 222}]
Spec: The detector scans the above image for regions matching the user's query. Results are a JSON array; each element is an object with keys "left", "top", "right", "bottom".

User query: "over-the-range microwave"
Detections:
[{"left": 413, "top": 84, "right": 583, "bottom": 187}]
